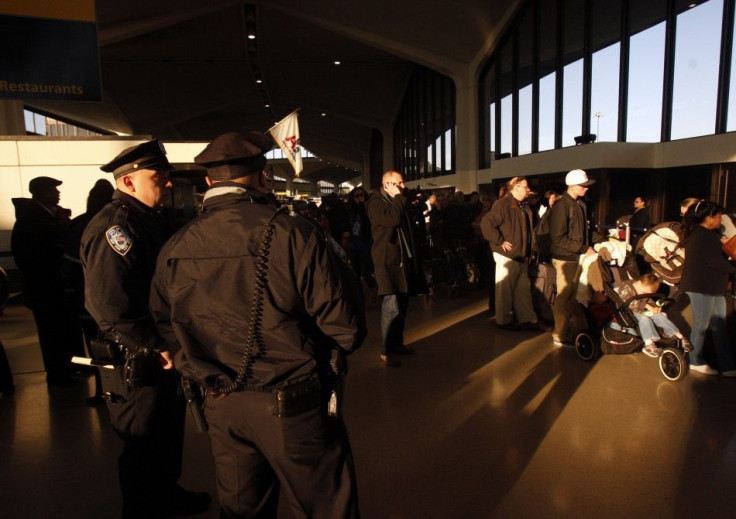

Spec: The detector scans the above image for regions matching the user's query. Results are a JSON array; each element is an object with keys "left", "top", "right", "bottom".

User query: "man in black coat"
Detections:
[
  {"left": 11, "top": 176, "right": 76, "bottom": 385},
  {"left": 366, "top": 170, "right": 428, "bottom": 367},
  {"left": 548, "top": 169, "right": 596, "bottom": 347},
  {"left": 150, "top": 131, "right": 366, "bottom": 519},
  {"left": 80, "top": 140, "right": 210, "bottom": 518}
]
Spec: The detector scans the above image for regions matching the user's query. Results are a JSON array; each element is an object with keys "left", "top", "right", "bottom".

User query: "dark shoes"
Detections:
[
  {"left": 46, "top": 375, "right": 77, "bottom": 387},
  {"left": 380, "top": 354, "right": 402, "bottom": 367},
  {"left": 496, "top": 322, "right": 521, "bottom": 331},
  {"left": 519, "top": 321, "right": 551, "bottom": 332},
  {"left": 159, "top": 488, "right": 212, "bottom": 517},
  {"left": 497, "top": 321, "right": 550, "bottom": 332},
  {"left": 86, "top": 394, "right": 106, "bottom": 406}
]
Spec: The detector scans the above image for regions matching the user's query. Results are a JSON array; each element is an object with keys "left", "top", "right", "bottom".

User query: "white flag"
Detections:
[{"left": 268, "top": 110, "right": 303, "bottom": 176}]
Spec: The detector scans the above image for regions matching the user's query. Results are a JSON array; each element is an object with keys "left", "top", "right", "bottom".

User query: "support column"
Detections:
[
  {"left": 284, "top": 177, "right": 294, "bottom": 197},
  {"left": 454, "top": 78, "right": 479, "bottom": 193},
  {"left": 0, "top": 100, "right": 26, "bottom": 135}
]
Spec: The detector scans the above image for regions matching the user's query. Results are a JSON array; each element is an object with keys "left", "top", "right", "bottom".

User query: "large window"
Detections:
[
  {"left": 671, "top": 0, "right": 723, "bottom": 139},
  {"left": 591, "top": 44, "right": 620, "bottom": 141},
  {"left": 539, "top": 73, "right": 556, "bottom": 151},
  {"left": 627, "top": 22, "right": 665, "bottom": 142},
  {"left": 24, "top": 108, "right": 104, "bottom": 136},
  {"left": 562, "top": 59, "right": 584, "bottom": 146},
  {"left": 479, "top": 0, "right": 733, "bottom": 163},
  {"left": 590, "top": 0, "right": 621, "bottom": 142},
  {"left": 394, "top": 67, "right": 455, "bottom": 181}
]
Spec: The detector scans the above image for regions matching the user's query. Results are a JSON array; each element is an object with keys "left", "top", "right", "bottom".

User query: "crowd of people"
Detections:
[{"left": 7, "top": 130, "right": 736, "bottom": 518}]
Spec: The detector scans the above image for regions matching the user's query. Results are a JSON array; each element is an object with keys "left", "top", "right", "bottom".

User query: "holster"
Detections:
[
  {"left": 273, "top": 375, "right": 321, "bottom": 418},
  {"left": 123, "top": 349, "right": 160, "bottom": 388},
  {"left": 89, "top": 339, "right": 124, "bottom": 366},
  {"left": 181, "top": 378, "right": 208, "bottom": 432}
]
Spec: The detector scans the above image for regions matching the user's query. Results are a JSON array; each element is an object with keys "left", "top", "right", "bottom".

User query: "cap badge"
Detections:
[{"left": 105, "top": 225, "right": 133, "bottom": 256}]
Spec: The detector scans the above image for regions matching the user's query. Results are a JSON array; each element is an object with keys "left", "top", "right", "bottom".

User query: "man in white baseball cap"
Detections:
[{"left": 548, "top": 169, "right": 596, "bottom": 346}]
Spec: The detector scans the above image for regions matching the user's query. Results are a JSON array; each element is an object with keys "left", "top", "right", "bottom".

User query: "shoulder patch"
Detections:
[{"left": 105, "top": 225, "right": 133, "bottom": 256}]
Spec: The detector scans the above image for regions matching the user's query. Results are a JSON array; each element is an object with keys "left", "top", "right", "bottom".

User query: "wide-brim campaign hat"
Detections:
[{"left": 194, "top": 131, "right": 273, "bottom": 168}]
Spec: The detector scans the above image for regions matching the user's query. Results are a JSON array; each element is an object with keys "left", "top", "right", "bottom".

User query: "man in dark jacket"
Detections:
[
  {"left": 629, "top": 195, "right": 651, "bottom": 248},
  {"left": 366, "top": 170, "right": 428, "bottom": 367},
  {"left": 11, "top": 176, "right": 76, "bottom": 385},
  {"left": 481, "top": 176, "right": 543, "bottom": 330},
  {"left": 81, "top": 140, "right": 210, "bottom": 518},
  {"left": 150, "top": 131, "right": 366, "bottom": 519},
  {"left": 549, "top": 169, "right": 596, "bottom": 346}
]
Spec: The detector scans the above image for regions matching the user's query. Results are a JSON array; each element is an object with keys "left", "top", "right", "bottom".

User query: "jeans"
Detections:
[
  {"left": 381, "top": 293, "right": 410, "bottom": 355},
  {"left": 686, "top": 292, "right": 735, "bottom": 370},
  {"left": 633, "top": 312, "right": 679, "bottom": 344}
]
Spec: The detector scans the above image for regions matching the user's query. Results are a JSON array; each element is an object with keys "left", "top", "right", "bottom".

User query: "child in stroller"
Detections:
[
  {"left": 612, "top": 273, "right": 691, "bottom": 358},
  {"left": 575, "top": 255, "right": 691, "bottom": 381}
]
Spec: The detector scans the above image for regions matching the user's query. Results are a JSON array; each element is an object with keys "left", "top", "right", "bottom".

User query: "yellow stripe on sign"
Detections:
[{"left": 0, "top": 0, "right": 95, "bottom": 22}]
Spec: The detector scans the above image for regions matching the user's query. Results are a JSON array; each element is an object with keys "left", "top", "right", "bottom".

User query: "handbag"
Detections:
[{"left": 723, "top": 234, "right": 736, "bottom": 260}]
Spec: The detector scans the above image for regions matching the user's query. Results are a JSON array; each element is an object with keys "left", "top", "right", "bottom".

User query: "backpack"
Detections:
[
  {"left": 534, "top": 211, "right": 552, "bottom": 258},
  {"left": 535, "top": 201, "right": 576, "bottom": 258},
  {"left": 528, "top": 260, "right": 556, "bottom": 324}
]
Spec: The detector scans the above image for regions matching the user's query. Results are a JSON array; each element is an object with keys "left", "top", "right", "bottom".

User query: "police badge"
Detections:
[{"left": 105, "top": 225, "right": 133, "bottom": 256}]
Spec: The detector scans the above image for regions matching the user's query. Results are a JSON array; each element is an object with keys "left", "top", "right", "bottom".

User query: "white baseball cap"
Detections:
[{"left": 565, "top": 169, "right": 595, "bottom": 187}]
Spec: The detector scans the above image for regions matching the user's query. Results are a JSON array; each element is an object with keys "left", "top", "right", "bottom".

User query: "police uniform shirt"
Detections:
[
  {"left": 150, "top": 185, "right": 366, "bottom": 391},
  {"left": 81, "top": 190, "right": 171, "bottom": 351}
]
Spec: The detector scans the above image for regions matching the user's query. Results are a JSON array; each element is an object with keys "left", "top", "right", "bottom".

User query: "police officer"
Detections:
[
  {"left": 150, "top": 131, "right": 366, "bottom": 518},
  {"left": 80, "top": 140, "right": 211, "bottom": 518}
]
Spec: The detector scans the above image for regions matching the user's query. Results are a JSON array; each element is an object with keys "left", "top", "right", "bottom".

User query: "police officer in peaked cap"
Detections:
[
  {"left": 150, "top": 131, "right": 366, "bottom": 518},
  {"left": 80, "top": 139, "right": 211, "bottom": 518}
]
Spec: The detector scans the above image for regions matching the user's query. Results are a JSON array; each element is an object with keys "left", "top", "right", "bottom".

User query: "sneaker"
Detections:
[
  {"left": 721, "top": 370, "right": 736, "bottom": 378},
  {"left": 690, "top": 363, "right": 718, "bottom": 375},
  {"left": 642, "top": 344, "right": 662, "bottom": 358}
]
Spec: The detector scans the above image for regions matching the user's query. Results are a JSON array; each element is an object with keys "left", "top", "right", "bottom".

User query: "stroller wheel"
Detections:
[
  {"left": 575, "top": 333, "right": 598, "bottom": 361},
  {"left": 659, "top": 348, "right": 685, "bottom": 381}
]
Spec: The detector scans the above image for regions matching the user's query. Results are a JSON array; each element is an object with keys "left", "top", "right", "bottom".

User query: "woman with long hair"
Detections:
[{"left": 680, "top": 200, "right": 736, "bottom": 376}]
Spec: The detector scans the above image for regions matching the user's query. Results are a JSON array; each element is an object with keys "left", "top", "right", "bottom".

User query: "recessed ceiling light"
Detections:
[
  {"left": 248, "top": 34, "right": 256, "bottom": 40},
  {"left": 265, "top": 104, "right": 270, "bottom": 108},
  {"left": 256, "top": 79, "right": 263, "bottom": 84},
  {"left": 321, "top": 113, "right": 326, "bottom": 116},
  {"left": 334, "top": 61, "right": 341, "bottom": 65}
]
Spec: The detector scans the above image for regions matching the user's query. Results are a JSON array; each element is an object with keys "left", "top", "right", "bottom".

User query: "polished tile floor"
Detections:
[{"left": 1, "top": 290, "right": 735, "bottom": 519}]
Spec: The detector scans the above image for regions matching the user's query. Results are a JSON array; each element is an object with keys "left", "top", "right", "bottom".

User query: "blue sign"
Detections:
[{"left": 0, "top": 14, "right": 101, "bottom": 102}]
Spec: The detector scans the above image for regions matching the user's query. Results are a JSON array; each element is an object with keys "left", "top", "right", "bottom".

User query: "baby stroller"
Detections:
[{"left": 574, "top": 255, "right": 688, "bottom": 382}]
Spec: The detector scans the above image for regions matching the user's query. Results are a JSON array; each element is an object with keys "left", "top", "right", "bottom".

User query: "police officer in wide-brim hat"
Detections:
[
  {"left": 151, "top": 131, "right": 366, "bottom": 518},
  {"left": 81, "top": 139, "right": 211, "bottom": 518},
  {"left": 194, "top": 130, "right": 274, "bottom": 184}
]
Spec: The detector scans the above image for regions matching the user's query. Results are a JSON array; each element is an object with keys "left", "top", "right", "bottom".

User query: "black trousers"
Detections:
[
  {"left": 205, "top": 390, "right": 360, "bottom": 519},
  {"left": 100, "top": 366, "right": 186, "bottom": 518},
  {"left": 31, "top": 299, "right": 77, "bottom": 380}
]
